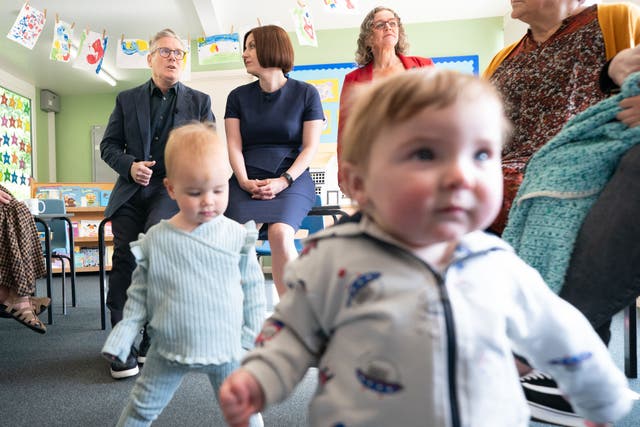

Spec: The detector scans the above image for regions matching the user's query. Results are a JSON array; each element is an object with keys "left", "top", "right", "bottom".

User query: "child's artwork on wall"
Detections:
[
  {"left": 6, "top": 3, "right": 46, "bottom": 50},
  {"left": 197, "top": 33, "right": 242, "bottom": 65},
  {"left": 322, "top": 0, "right": 360, "bottom": 13},
  {"left": 116, "top": 37, "right": 150, "bottom": 69},
  {"left": 50, "top": 20, "right": 74, "bottom": 62},
  {"left": 291, "top": 3, "right": 317, "bottom": 47},
  {"left": 73, "top": 30, "right": 109, "bottom": 74},
  {"left": 180, "top": 39, "right": 192, "bottom": 82},
  {"left": 0, "top": 85, "right": 33, "bottom": 200}
]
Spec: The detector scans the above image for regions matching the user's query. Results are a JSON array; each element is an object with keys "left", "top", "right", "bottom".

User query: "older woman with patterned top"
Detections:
[
  {"left": 0, "top": 184, "right": 50, "bottom": 334},
  {"left": 483, "top": 1, "right": 640, "bottom": 425},
  {"left": 484, "top": 0, "right": 640, "bottom": 235}
]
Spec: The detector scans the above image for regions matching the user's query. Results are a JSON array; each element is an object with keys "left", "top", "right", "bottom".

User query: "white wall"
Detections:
[{"left": 187, "top": 69, "right": 256, "bottom": 144}]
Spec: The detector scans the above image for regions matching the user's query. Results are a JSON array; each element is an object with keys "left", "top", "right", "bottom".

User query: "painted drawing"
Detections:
[
  {"left": 116, "top": 38, "right": 150, "bottom": 69},
  {"left": 197, "top": 33, "right": 242, "bottom": 65},
  {"left": 291, "top": 4, "right": 317, "bottom": 47},
  {"left": 73, "top": 30, "right": 108, "bottom": 74},
  {"left": 322, "top": 0, "right": 359, "bottom": 13},
  {"left": 50, "top": 20, "right": 74, "bottom": 62},
  {"left": 180, "top": 39, "right": 192, "bottom": 82},
  {"left": 6, "top": 3, "right": 46, "bottom": 50}
]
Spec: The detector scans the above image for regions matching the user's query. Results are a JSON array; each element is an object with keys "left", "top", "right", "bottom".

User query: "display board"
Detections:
[
  {"left": 289, "top": 55, "right": 480, "bottom": 144},
  {"left": 0, "top": 85, "right": 33, "bottom": 199}
]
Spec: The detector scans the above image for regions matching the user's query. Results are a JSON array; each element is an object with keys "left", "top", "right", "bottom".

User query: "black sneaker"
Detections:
[
  {"left": 110, "top": 347, "right": 139, "bottom": 380},
  {"left": 520, "top": 370, "right": 583, "bottom": 427},
  {"left": 138, "top": 328, "right": 150, "bottom": 365}
]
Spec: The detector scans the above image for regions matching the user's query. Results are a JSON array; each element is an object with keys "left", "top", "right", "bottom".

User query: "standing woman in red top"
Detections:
[{"left": 337, "top": 6, "right": 434, "bottom": 190}]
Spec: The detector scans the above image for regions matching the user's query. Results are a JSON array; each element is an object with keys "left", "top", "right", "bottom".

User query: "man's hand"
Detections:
[{"left": 130, "top": 160, "right": 156, "bottom": 186}]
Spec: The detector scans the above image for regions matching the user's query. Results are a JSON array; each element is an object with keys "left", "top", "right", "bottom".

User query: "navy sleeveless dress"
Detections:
[{"left": 224, "top": 78, "right": 324, "bottom": 234}]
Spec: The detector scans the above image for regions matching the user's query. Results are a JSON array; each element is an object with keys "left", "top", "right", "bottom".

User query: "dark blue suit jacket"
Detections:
[{"left": 100, "top": 80, "right": 214, "bottom": 218}]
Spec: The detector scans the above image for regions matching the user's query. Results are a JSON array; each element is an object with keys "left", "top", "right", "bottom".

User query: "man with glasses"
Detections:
[{"left": 101, "top": 28, "right": 214, "bottom": 379}]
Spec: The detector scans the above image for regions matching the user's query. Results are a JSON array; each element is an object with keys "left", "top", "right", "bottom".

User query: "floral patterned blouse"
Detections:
[{"left": 490, "top": 5, "right": 607, "bottom": 169}]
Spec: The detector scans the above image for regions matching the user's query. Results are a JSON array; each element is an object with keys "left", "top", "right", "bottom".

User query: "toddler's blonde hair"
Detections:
[{"left": 165, "top": 121, "right": 231, "bottom": 179}]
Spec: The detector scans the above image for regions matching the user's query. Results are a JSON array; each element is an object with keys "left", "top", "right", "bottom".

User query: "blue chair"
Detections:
[
  {"left": 35, "top": 198, "right": 76, "bottom": 316},
  {"left": 255, "top": 195, "right": 348, "bottom": 259}
]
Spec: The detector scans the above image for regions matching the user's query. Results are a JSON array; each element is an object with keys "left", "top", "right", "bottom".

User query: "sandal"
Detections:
[
  {"left": 31, "top": 296, "right": 51, "bottom": 315},
  {"left": 0, "top": 296, "right": 50, "bottom": 318},
  {"left": 2, "top": 299, "right": 47, "bottom": 334}
]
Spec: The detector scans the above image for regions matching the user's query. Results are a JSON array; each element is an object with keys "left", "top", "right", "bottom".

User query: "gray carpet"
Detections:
[
  {"left": 0, "top": 273, "right": 638, "bottom": 426},
  {"left": 0, "top": 274, "right": 314, "bottom": 426}
]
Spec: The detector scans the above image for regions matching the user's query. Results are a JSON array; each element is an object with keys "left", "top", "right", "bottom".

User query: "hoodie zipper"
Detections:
[
  {"left": 361, "top": 234, "right": 463, "bottom": 427},
  {"left": 434, "top": 271, "right": 461, "bottom": 427}
]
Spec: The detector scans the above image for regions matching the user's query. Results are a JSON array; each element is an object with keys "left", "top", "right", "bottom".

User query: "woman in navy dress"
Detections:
[{"left": 224, "top": 25, "right": 324, "bottom": 295}]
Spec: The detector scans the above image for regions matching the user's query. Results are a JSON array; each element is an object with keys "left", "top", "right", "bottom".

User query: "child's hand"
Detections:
[
  {"left": 219, "top": 369, "right": 265, "bottom": 427},
  {"left": 584, "top": 421, "right": 612, "bottom": 427}
]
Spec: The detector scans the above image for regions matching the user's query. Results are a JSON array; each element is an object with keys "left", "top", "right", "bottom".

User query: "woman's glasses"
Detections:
[{"left": 372, "top": 19, "right": 399, "bottom": 31}]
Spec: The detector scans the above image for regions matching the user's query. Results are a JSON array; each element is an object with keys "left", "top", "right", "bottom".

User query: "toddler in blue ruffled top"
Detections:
[{"left": 102, "top": 122, "right": 265, "bottom": 427}]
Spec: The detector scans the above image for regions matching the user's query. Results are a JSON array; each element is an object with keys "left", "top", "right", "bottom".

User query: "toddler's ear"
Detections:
[
  {"left": 163, "top": 177, "right": 176, "bottom": 200},
  {"left": 342, "top": 162, "right": 367, "bottom": 207}
]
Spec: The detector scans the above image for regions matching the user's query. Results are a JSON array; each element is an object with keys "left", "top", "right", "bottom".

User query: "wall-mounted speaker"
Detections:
[{"left": 40, "top": 89, "right": 60, "bottom": 113}]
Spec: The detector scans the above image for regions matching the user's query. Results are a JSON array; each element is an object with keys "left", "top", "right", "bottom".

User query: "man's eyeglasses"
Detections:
[
  {"left": 372, "top": 19, "right": 399, "bottom": 31},
  {"left": 153, "top": 47, "right": 186, "bottom": 60}
]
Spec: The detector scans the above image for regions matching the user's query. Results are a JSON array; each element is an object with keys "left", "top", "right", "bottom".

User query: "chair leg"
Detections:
[
  {"left": 70, "top": 258, "right": 76, "bottom": 307},
  {"left": 61, "top": 262, "right": 67, "bottom": 315},
  {"left": 52, "top": 255, "right": 75, "bottom": 316},
  {"left": 624, "top": 303, "right": 637, "bottom": 378},
  {"left": 60, "top": 254, "right": 76, "bottom": 307},
  {"left": 54, "top": 256, "right": 67, "bottom": 316}
]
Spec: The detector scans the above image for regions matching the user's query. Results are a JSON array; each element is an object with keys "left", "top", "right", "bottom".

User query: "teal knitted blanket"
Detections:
[{"left": 502, "top": 71, "right": 640, "bottom": 293}]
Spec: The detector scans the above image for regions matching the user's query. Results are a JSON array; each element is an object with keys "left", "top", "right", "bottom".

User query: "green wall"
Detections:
[
  {"left": 50, "top": 16, "right": 503, "bottom": 182},
  {"left": 53, "top": 93, "right": 116, "bottom": 181}
]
